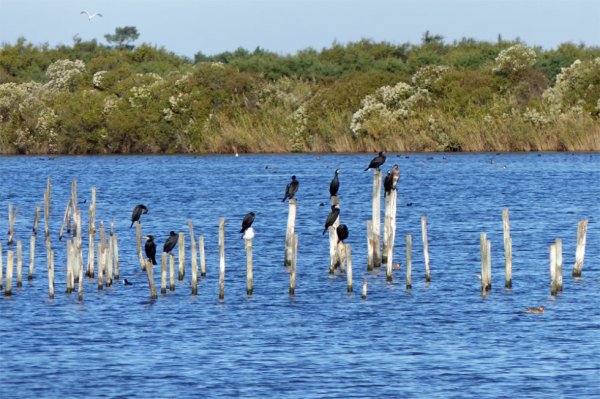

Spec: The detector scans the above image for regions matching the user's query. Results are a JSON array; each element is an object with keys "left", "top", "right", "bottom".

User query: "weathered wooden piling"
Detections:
[
  {"left": 161, "top": 252, "right": 167, "bottom": 294},
  {"left": 284, "top": 199, "right": 297, "bottom": 268},
  {"left": 366, "top": 221, "right": 374, "bottom": 271},
  {"left": 328, "top": 226, "right": 339, "bottom": 275},
  {"left": 361, "top": 278, "right": 367, "bottom": 300},
  {"left": 66, "top": 240, "right": 74, "bottom": 294},
  {"left": 169, "top": 254, "right": 175, "bottom": 291},
  {"left": 145, "top": 259, "right": 158, "bottom": 300},
  {"left": 59, "top": 198, "right": 72, "bottom": 241},
  {"left": 502, "top": 209, "right": 512, "bottom": 288},
  {"left": 178, "top": 232, "right": 185, "bottom": 280},
  {"left": 246, "top": 234, "right": 253, "bottom": 296},
  {"left": 555, "top": 238, "right": 562, "bottom": 292},
  {"left": 406, "top": 234, "right": 412, "bottom": 289},
  {"left": 199, "top": 235, "right": 206, "bottom": 277},
  {"left": 5, "top": 251, "right": 13, "bottom": 296},
  {"left": 16, "top": 240, "right": 22, "bottom": 287},
  {"left": 480, "top": 233, "right": 492, "bottom": 293},
  {"left": 28, "top": 235, "right": 35, "bottom": 280},
  {"left": 106, "top": 234, "right": 113, "bottom": 288},
  {"left": 573, "top": 219, "right": 588, "bottom": 277},
  {"left": 48, "top": 249, "right": 54, "bottom": 299},
  {"left": 44, "top": 178, "right": 51, "bottom": 240},
  {"left": 8, "top": 203, "right": 18, "bottom": 245},
  {"left": 188, "top": 221, "right": 198, "bottom": 294},
  {"left": 136, "top": 222, "right": 145, "bottom": 271},
  {"left": 97, "top": 245, "right": 104, "bottom": 291},
  {"left": 422, "top": 216, "right": 430, "bottom": 282},
  {"left": 86, "top": 187, "right": 96, "bottom": 278},
  {"left": 74, "top": 210, "right": 83, "bottom": 284},
  {"left": 218, "top": 218, "right": 225, "bottom": 300},
  {"left": 550, "top": 242, "right": 558, "bottom": 295},
  {"left": 371, "top": 169, "right": 382, "bottom": 268},
  {"left": 78, "top": 254, "right": 84, "bottom": 302},
  {"left": 0, "top": 242, "right": 3, "bottom": 290},
  {"left": 33, "top": 205, "right": 40, "bottom": 235},
  {"left": 71, "top": 179, "right": 78, "bottom": 217},
  {"left": 289, "top": 234, "right": 298, "bottom": 296},
  {"left": 383, "top": 184, "right": 398, "bottom": 266},
  {"left": 112, "top": 234, "right": 120, "bottom": 280},
  {"left": 346, "top": 244, "right": 353, "bottom": 293}
]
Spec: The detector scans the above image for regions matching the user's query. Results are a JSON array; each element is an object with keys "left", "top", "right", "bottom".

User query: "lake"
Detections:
[{"left": 0, "top": 153, "right": 598, "bottom": 398}]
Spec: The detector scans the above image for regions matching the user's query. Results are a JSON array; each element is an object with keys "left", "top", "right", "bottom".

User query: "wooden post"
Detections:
[
  {"left": 188, "top": 221, "right": 198, "bottom": 294},
  {"left": 199, "top": 235, "right": 206, "bottom": 277},
  {"left": 178, "top": 232, "right": 185, "bottom": 280},
  {"left": 113, "top": 234, "right": 120, "bottom": 280},
  {"left": 406, "top": 234, "right": 412, "bottom": 289},
  {"left": 361, "top": 278, "right": 367, "bottom": 300},
  {"left": 145, "top": 259, "right": 158, "bottom": 300},
  {"left": 372, "top": 169, "right": 382, "bottom": 267},
  {"left": 366, "top": 221, "right": 374, "bottom": 271},
  {"left": 136, "top": 222, "right": 145, "bottom": 271},
  {"left": 328, "top": 226, "right": 339, "bottom": 275},
  {"left": 97, "top": 245, "right": 104, "bottom": 290},
  {"left": 5, "top": 251, "right": 13, "bottom": 296},
  {"left": 550, "top": 242, "right": 558, "bottom": 295},
  {"left": 160, "top": 252, "right": 167, "bottom": 294},
  {"left": 33, "top": 205, "right": 40, "bottom": 235},
  {"left": 218, "top": 218, "right": 226, "bottom": 300},
  {"left": 246, "top": 237, "right": 253, "bottom": 296},
  {"left": 66, "top": 240, "right": 73, "bottom": 294},
  {"left": 573, "top": 219, "right": 588, "bottom": 277},
  {"left": 337, "top": 241, "right": 346, "bottom": 273},
  {"left": 8, "top": 203, "right": 18, "bottom": 246},
  {"left": 0, "top": 242, "right": 3, "bottom": 290},
  {"left": 480, "top": 233, "right": 492, "bottom": 293},
  {"left": 346, "top": 244, "right": 353, "bottom": 293},
  {"left": 59, "top": 198, "right": 72, "bottom": 241},
  {"left": 422, "top": 216, "right": 430, "bottom": 282},
  {"left": 169, "top": 254, "right": 175, "bottom": 291},
  {"left": 502, "top": 209, "right": 512, "bottom": 288},
  {"left": 106, "top": 233, "right": 113, "bottom": 288},
  {"left": 555, "top": 238, "right": 562, "bottom": 292},
  {"left": 71, "top": 179, "right": 78, "bottom": 219},
  {"left": 44, "top": 178, "right": 51, "bottom": 240},
  {"left": 28, "top": 235, "right": 35, "bottom": 280},
  {"left": 289, "top": 234, "right": 298, "bottom": 296},
  {"left": 284, "top": 199, "right": 297, "bottom": 268},
  {"left": 73, "top": 210, "right": 82, "bottom": 285},
  {"left": 48, "top": 249, "right": 54, "bottom": 299},
  {"left": 385, "top": 231, "right": 393, "bottom": 282},
  {"left": 87, "top": 187, "right": 96, "bottom": 278},
  {"left": 16, "top": 240, "right": 22, "bottom": 287},
  {"left": 78, "top": 253, "right": 84, "bottom": 302}
]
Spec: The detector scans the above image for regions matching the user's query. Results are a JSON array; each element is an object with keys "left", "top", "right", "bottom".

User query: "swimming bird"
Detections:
[
  {"left": 364, "top": 151, "right": 386, "bottom": 171},
  {"left": 163, "top": 231, "right": 178, "bottom": 254},
  {"left": 123, "top": 278, "right": 133, "bottom": 286},
  {"left": 392, "top": 164, "right": 400, "bottom": 189},
  {"left": 323, "top": 205, "right": 340, "bottom": 235},
  {"left": 144, "top": 235, "right": 157, "bottom": 265},
  {"left": 329, "top": 168, "right": 340, "bottom": 197},
  {"left": 240, "top": 212, "right": 255, "bottom": 236},
  {"left": 383, "top": 170, "right": 394, "bottom": 196},
  {"left": 130, "top": 204, "right": 148, "bottom": 228},
  {"left": 526, "top": 305, "right": 544, "bottom": 314},
  {"left": 336, "top": 223, "right": 349, "bottom": 243},
  {"left": 282, "top": 175, "right": 299, "bottom": 202},
  {"left": 80, "top": 10, "right": 103, "bottom": 20}
]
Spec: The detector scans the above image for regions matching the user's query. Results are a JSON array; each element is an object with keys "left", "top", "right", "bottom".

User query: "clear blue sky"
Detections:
[{"left": 1, "top": 0, "right": 599, "bottom": 58}]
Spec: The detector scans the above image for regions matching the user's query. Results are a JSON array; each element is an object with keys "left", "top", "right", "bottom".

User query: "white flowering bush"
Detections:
[
  {"left": 92, "top": 71, "right": 107, "bottom": 89},
  {"left": 102, "top": 95, "right": 119, "bottom": 115},
  {"left": 412, "top": 65, "right": 450, "bottom": 89},
  {"left": 45, "top": 59, "right": 86, "bottom": 91},
  {"left": 258, "top": 77, "right": 312, "bottom": 109},
  {"left": 128, "top": 86, "right": 151, "bottom": 108},
  {"left": 493, "top": 44, "right": 536, "bottom": 76},
  {"left": 543, "top": 58, "right": 600, "bottom": 116},
  {"left": 291, "top": 104, "right": 309, "bottom": 151},
  {"left": 523, "top": 107, "right": 550, "bottom": 127}
]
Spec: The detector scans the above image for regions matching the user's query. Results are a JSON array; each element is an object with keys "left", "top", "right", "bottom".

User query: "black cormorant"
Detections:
[
  {"left": 240, "top": 212, "right": 256, "bottom": 236},
  {"left": 364, "top": 151, "right": 386, "bottom": 171},
  {"left": 282, "top": 175, "right": 299, "bottom": 202},
  {"left": 144, "top": 235, "right": 157, "bottom": 265},
  {"left": 322, "top": 205, "right": 340, "bottom": 235},
  {"left": 130, "top": 204, "right": 148, "bottom": 228},
  {"left": 329, "top": 169, "right": 340, "bottom": 197},
  {"left": 336, "top": 224, "right": 349, "bottom": 243},
  {"left": 163, "top": 231, "right": 178, "bottom": 254},
  {"left": 392, "top": 164, "right": 400, "bottom": 189},
  {"left": 384, "top": 170, "right": 394, "bottom": 196}
]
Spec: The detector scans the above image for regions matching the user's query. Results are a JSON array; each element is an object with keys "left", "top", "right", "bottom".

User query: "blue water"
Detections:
[{"left": 0, "top": 153, "right": 598, "bottom": 399}]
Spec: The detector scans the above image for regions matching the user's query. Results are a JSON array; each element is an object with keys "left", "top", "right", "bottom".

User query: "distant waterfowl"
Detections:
[
  {"left": 240, "top": 212, "right": 255, "bottom": 236},
  {"left": 163, "top": 231, "right": 178, "bottom": 254},
  {"left": 80, "top": 10, "right": 103, "bottom": 20},
  {"left": 526, "top": 305, "right": 544, "bottom": 314},
  {"left": 364, "top": 151, "right": 386, "bottom": 171},
  {"left": 144, "top": 235, "right": 157, "bottom": 265},
  {"left": 383, "top": 170, "right": 394, "bottom": 196},
  {"left": 322, "top": 205, "right": 340, "bottom": 235},
  {"left": 130, "top": 204, "right": 148, "bottom": 228},
  {"left": 282, "top": 175, "right": 299, "bottom": 202},
  {"left": 123, "top": 278, "right": 133, "bottom": 286},
  {"left": 392, "top": 164, "right": 400, "bottom": 189},
  {"left": 336, "top": 223, "right": 349, "bottom": 243},
  {"left": 329, "top": 169, "right": 340, "bottom": 197}
]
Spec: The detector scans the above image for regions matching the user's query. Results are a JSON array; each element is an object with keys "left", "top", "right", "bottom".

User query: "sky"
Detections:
[{"left": 0, "top": 0, "right": 599, "bottom": 58}]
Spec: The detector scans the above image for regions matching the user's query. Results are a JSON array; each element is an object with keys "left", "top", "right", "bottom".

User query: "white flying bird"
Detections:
[{"left": 80, "top": 11, "right": 103, "bottom": 21}]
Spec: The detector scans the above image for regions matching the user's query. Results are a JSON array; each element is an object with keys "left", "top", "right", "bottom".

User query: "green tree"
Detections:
[{"left": 104, "top": 26, "right": 140, "bottom": 49}]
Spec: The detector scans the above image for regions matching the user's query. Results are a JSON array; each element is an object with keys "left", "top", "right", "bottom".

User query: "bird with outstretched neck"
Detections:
[
  {"left": 282, "top": 176, "right": 299, "bottom": 202},
  {"left": 330, "top": 169, "right": 340, "bottom": 197},
  {"left": 364, "top": 151, "right": 386, "bottom": 171},
  {"left": 130, "top": 204, "right": 148, "bottom": 228},
  {"left": 144, "top": 235, "right": 157, "bottom": 265}
]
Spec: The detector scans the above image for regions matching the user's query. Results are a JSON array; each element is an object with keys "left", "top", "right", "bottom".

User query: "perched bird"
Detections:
[
  {"left": 364, "top": 151, "right": 386, "bottom": 171},
  {"left": 383, "top": 170, "right": 394, "bottom": 196},
  {"left": 282, "top": 175, "right": 299, "bottom": 202},
  {"left": 144, "top": 235, "right": 157, "bottom": 265},
  {"left": 80, "top": 10, "right": 103, "bottom": 20},
  {"left": 392, "top": 164, "right": 400, "bottom": 189},
  {"left": 123, "top": 279, "right": 133, "bottom": 286},
  {"left": 130, "top": 204, "right": 148, "bottom": 228},
  {"left": 336, "top": 223, "right": 349, "bottom": 243},
  {"left": 526, "top": 305, "right": 544, "bottom": 314},
  {"left": 322, "top": 205, "right": 340, "bottom": 235},
  {"left": 240, "top": 212, "right": 256, "bottom": 236},
  {"left": 329, "top": 168, "right": 340, "bottom": 197},
  {"left": 163, "top": 231, "right": 178, "bottom": 254}
]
